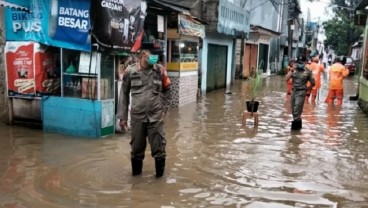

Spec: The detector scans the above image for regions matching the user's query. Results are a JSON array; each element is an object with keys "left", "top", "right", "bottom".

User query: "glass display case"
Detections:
[
  {"left": 167, "top": 32, "right": 199, "bottom": 72},
  {"left": 42, "top": 48, "right": 116, "bottom": 138},
  {"left": 61, "top": 49, "right": 114, "bottom": 100}
]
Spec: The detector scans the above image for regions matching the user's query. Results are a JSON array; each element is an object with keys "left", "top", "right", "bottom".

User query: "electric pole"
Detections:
[{"left": 288, "top": 18, "right": 293, "bottom": 60}]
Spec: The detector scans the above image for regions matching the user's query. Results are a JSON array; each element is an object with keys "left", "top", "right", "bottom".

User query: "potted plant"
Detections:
[{"left": 245, "top": 69, "right": 266, "bottom": 113}]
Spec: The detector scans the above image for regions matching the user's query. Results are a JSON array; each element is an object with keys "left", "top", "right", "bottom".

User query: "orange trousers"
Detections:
[
  {"left": 311, "top": 88, "right": 318, "bottom": 102},
  {"left": 325, "top": 89, "right": 344, "bottom": 105},
  {"left": 286, "top": 82, "right": 293, "bottom": 95}
]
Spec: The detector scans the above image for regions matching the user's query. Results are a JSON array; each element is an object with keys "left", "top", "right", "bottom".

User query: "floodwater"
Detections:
[{"left": 1, "top": 75, "right": 368, "bottom": 208}]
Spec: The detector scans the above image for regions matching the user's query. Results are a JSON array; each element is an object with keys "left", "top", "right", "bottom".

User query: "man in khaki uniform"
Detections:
[
  {"left": 286, "top": 55, "right": 315, "bottom": 130},
  {"left": 117, "top": 50, "right": 171, "bottom": 177}
]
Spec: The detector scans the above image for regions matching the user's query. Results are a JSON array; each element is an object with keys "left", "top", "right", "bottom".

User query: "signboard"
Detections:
[
  {"left": 49, "top": 0, "right": 91, "bottom": 49},
  {"left": 179, "top": 15, "right": 205, "bottom": 38},
  {"left": 34, "top": 45, "right": 61, "bottom": 96},
  {"left": 91, "top": 0, "right": 147, "bottom": 52},
  {"left": 218, "top": 0, "right": 250, "bottom": 36},
  {"left": 5, "top": 0, "right": 91, "bottom": 51},
  {"left": 5, "top": 42, "right": 35, "bottom": 97},
  {"left": 5, "top": 41, "right": 61, "bottom": 97}
]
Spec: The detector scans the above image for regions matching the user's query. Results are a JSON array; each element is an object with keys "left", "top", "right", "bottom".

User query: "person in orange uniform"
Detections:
[
  {"left": 286, "top": 60, "right": 295, "bottom": 95},
  {"left": 308, "top": 56, "right": 325, "bottom": 102},
  {"left": 324, "top": 56, "right": 349, "bottom": 105}
]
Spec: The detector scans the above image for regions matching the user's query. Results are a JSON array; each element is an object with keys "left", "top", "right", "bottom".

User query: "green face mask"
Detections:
[{"left": 147, "top": 55, "right": 158, "bottom": 65}]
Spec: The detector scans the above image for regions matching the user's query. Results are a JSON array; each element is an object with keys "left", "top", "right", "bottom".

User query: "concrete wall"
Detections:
[
  {"left": 244, "top": 0, "right": 280, "bottom": 32},
  {"left": 0, "top": 7, "right": 8, "bottom": 124}
]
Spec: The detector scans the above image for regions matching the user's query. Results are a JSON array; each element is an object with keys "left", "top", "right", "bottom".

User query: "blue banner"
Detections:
[{"left": 5, "top": 0, "right": 91, "bottom": 51}]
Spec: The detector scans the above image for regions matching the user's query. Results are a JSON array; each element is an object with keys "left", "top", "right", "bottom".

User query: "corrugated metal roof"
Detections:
[
  {"left": 159, "top": 0, "right": 198, "bottom": 9},
  {"left": 355, "top": 0, "right": 368, "bottom": 11}
]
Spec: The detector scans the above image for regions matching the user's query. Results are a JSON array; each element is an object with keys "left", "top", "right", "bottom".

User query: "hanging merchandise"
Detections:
[{"left": 91, "top": 0, "right": 147, "bottom": 52}]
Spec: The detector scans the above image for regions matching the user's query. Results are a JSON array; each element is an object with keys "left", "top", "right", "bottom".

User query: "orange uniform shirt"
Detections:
[
  {"left": 309, "top": 62, "right": 324, "bottom": 89},
  {"left": 329, "top": 63, "right": 349, "bottom": 90}
]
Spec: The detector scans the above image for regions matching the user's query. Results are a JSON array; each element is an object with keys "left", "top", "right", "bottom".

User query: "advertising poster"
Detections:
[
  {"left": 5, "top": 42, "right": 35, "bottom": 97},
  {"left": 5, "top": 0, "right": 91, "bottom": 51},
  {"left": 91, "top": 0, "right": 147, "bottom": 52},
  {"left": 179, "top": 15, "right": 205, "bottom": 38},
  {"left": 49, "top": 0, "right": 91, "bottom": 50},
  {"left": 34, "top": 44, "right": 61, "bottom": 96}
]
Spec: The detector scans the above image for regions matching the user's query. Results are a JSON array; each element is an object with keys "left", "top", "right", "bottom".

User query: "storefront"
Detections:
[
  {"left": 166, "top": 15, "right": 204, "bottom": 106},
  {"left": 4, "top": 0, "right": 147, "bottom": 138},
  {"left": 200, "top": 0, "right": 250, "bottom": 93},
  {"left": 143, "top": 1, "right": 205, "bottom": 107}
]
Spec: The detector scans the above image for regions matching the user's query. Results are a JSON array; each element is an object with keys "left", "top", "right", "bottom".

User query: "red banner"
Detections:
[
  {"left": 34, "top": 46, "right": 60, "bottom": 96},
  {"left": 5, "top": 42, "right": 35, "bottom": 97},
  {"left": 5, "top": 42, "right": 60, "bottom": 97}
]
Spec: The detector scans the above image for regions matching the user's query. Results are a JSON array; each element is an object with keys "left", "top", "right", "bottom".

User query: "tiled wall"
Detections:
[{"left": 169, "top": 74, "right": 198, "bottom": 107}]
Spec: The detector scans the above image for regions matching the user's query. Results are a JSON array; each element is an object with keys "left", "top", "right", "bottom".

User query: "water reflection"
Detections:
[{"left": 1, "top": 76, "right": 368, "bottom": 207}]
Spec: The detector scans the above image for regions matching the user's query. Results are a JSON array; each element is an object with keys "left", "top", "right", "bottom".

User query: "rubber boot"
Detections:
[
  {"left": 131, "top": 158, "right": 143, "bottom": 176},
  {"left": 155, "top": 158, "right": 165, "bottom": 178},
  {"left": 291, "top": 120, "right": 297, "bottom": 130},
  {"left": 291, "top": 119, "right": 302, "bottom": 131}
]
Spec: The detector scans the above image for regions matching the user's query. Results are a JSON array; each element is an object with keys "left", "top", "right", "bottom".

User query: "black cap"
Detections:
[
  {"left": 334, "top": 56, "right": 341, "bottom": 63},
  {"left": 297, "top": 55, "right": 306, "bottom": 64}
]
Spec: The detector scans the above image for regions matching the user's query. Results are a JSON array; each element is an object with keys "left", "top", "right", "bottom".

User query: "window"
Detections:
[
  {"left": 180, "top": 41, "right": 198, "bottom": 62},
  {"left": 346, "top": 57, "right": 353, "bottom": 64}
]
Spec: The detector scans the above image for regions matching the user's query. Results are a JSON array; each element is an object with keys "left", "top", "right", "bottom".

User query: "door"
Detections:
[
  {"left": 207, "top": 44, "right": 228, "bottom": 92},
  {"left": 243, "top": 44, "right": 258, "bottom": 77},
  {"left": 258, "top": 43, "right": 269, "bottom": 73}
]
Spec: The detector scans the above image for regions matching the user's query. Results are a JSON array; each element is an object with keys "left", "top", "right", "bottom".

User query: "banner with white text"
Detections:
[
  {"left": 5, "top": 0, "right": 91, "bottom": 51},
  {"left": 91, "top": 0, "right": 147, "bottom": 52}
]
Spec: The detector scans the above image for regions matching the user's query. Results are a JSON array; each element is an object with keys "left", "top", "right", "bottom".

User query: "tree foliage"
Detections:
[{"left": 322, "top": 0, "right": 363, "bottom": 55}]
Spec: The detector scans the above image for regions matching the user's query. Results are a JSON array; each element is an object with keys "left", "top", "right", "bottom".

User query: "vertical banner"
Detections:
[
  {"left": 91, "top": 0, "right": 147, "bottom": 52},
  {"left": 34, "top": 44, "right": 61, "bottom": 96},
  {"left": 5, "top": 0, "right": 91, "bottom": 51},
  {"left": 5, "top": 41, "right": 61, "bottom": 97},
  {"left": 5, "top": 42, "right": 36, "bottom": 97}
]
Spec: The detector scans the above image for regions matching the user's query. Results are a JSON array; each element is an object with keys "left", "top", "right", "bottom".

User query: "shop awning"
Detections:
[
  {"left": 149, "top": 0, "right": 207, "bottom": 38},
  {"left": 151, "top": 0, "right": 191, "bottom": 15},
  {"left": 355, "top": 0, "right": 368, "bottom": 26},
  {"left": 250, "top": 25, "right": 281, "bottom": 38},
  {"left": 0, "top": 1, "right": 29, "bottom": 12}
]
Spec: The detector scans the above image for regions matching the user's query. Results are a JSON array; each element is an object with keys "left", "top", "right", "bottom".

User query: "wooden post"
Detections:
[{"left": 8, "top": 97, "right": 13, "bottom": 125}]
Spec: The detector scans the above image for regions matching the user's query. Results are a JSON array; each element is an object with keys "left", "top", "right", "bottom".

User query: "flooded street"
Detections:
[{"left": 1, "top": 75, "right": 368, "bottom": 208}]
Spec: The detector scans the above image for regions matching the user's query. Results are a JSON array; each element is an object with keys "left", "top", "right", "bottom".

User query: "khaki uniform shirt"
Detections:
[
  {"left": 117, "top": 63, "right": 171, "bottom": 122},
  {"left": 292, "top": 64, "right": 315, "bottom": 90}
]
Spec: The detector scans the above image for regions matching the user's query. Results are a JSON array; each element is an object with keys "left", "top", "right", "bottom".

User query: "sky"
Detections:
[{"left": 300, "top": 0, "right": 334, "bottom": 42}]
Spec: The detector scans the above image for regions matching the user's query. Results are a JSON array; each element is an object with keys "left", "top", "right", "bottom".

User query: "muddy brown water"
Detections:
[{"left": 1, "top": 75, "right": 368, "bottom": 208}]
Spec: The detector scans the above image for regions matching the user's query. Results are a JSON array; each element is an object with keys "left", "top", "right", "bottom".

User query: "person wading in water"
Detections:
[{"left": 286, "top": 55, "right": 315, "bottom": 130}]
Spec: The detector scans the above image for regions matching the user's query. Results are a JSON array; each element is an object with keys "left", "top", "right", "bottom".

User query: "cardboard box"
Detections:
[{"left": 81, "top": 78, "right": 109, "bottom": 100}]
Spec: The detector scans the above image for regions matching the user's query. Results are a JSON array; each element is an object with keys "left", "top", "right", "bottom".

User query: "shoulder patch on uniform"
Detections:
[{"left": 127, "top": 64, "right": 139, "bottom": 74}]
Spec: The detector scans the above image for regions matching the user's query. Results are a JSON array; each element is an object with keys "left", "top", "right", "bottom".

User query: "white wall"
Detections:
[{"left": 201, "top": 34, "right": 234, "bottom": 93}]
